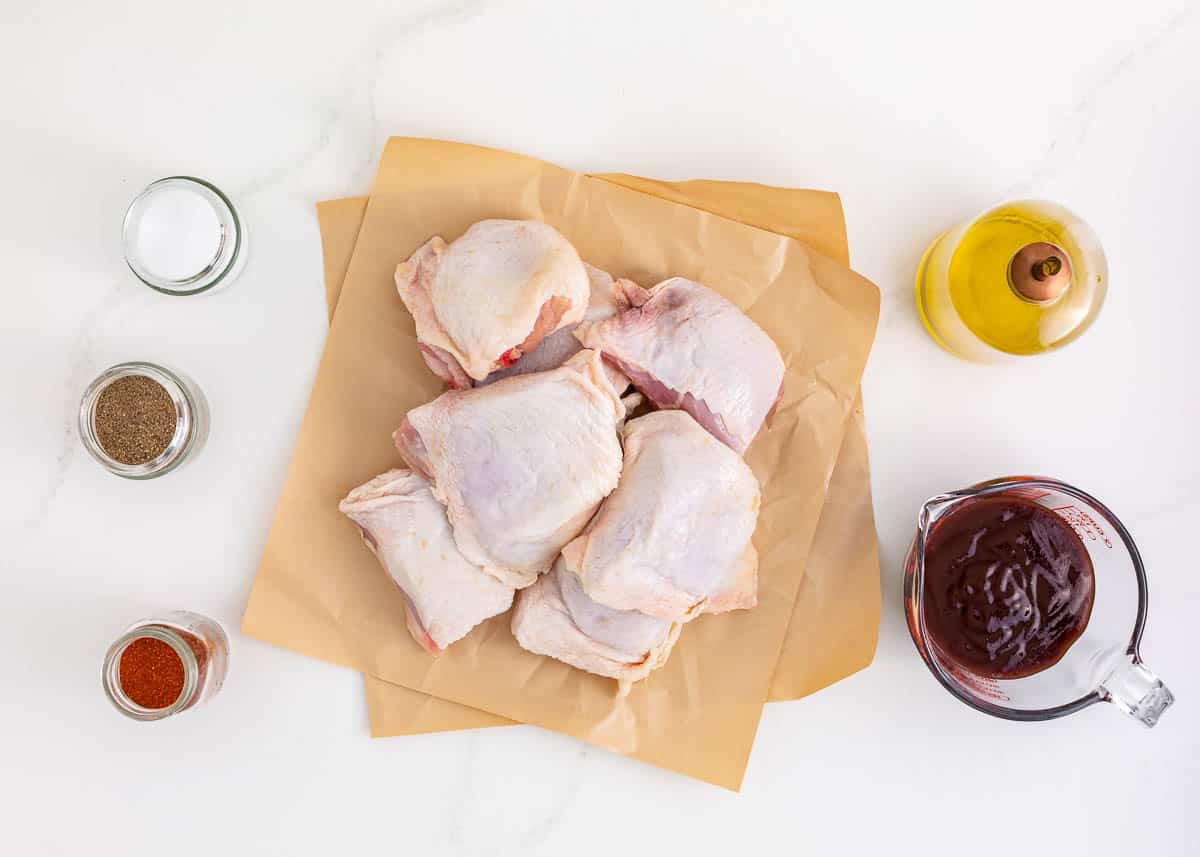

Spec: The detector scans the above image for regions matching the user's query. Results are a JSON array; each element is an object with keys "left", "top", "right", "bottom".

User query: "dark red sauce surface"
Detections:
[{"left": 923, "top": 495, "right": 1095, "bottom": 679}]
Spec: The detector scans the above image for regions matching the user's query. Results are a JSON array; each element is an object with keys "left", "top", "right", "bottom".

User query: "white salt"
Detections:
[{"left": 131, "top": 186, "right": 222, "bottom": 282}]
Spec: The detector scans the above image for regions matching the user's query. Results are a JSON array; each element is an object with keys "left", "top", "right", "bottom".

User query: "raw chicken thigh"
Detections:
[
  {"left": 396, "top": 220, "right": 591, "bottom": 387},
  {"left": 556, "top": 555, "right": 672, "bottom": 656},
  {"left": 564, "top": 410, "right": 761, "bottom": 622},
  {"left": 575, "top": 277, "right": 785, "bottom": 453},
  {"left": 512, "top": 557, "right": 681, "bottom": 684},
  {"left": 481, "top": 264, "right": 633, "bottom": 385},
  {"left": 395, "top": 349, "right": 625, "bottom": 589},
  {"left": 339, "top": 469, "right": 514, "bottom": 655}
]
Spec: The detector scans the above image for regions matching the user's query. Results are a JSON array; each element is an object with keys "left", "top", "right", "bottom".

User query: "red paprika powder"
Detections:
[
  {"left": 103, "top": 612, "right": 227, "bottom": 721},
  {"left": 118, "top": 637, "right": 184, "bottom": 708}
]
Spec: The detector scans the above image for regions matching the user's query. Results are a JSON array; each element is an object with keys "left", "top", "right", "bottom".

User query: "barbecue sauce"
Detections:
[{"left": 923, "top": 495, "right": 1095, "bottom": 679}]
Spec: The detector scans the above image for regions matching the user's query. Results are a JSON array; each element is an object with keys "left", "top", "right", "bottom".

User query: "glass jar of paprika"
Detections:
[{"left": 102, "top": 611, "right": 229, "bottom": 721}]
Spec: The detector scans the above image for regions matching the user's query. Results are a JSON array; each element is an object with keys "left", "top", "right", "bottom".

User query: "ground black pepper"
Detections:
[{"left": 94, "top": 375, "right": 177, "bottom": 465}]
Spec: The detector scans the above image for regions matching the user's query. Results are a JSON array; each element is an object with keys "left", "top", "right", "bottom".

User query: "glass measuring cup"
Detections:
[{"left": 904, "top": 476, "right": 1173, "bottom": 726}]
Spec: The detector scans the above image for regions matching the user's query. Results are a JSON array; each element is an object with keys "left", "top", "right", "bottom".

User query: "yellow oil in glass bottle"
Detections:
[{"left": 916, "top": 200, "right": 1107, "bottom": 361}]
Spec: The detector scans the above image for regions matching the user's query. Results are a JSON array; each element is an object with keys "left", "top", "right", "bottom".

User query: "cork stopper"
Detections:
[{"left": 1009, "top": 242, "right": 1071, "bottom": 302}]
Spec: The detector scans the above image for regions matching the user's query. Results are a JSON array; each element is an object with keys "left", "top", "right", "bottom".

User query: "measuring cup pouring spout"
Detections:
[{"left": 905, "top": 477, "right": 1173, "bottom": 727}]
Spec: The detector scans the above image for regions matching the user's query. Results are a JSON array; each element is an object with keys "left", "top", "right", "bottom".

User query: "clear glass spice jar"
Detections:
[
  {"left": 122, "top": 176, "right": 247, "bottom": 295},
  {"left": 102, "top": 611, "right": 229, "bottom": 722},
  {"left": 78, "top": 361, "right": 209, "bottom": 479}
]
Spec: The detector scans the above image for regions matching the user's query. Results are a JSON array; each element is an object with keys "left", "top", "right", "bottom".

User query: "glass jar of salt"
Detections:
[{"left": 122, "top": 176, "right": 245, "bottom": 295}]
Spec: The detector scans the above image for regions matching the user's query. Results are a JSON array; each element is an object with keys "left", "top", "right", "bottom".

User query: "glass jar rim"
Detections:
[
  {"left": 102, "top": 626, "right": 200, "bottom": 721},
  {"left": 122, "top": 176, "right": 243, "bottom": 296},
  {"left": 78, "top": 361, "right": 196, "bottom": 479}
]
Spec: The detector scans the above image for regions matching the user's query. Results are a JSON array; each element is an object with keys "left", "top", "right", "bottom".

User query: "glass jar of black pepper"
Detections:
[{"left": 78, "top": 361, "right": 209, "bottom": 478}]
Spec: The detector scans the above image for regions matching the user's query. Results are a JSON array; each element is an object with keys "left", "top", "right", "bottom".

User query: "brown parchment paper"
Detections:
[
  {"left": 244, "top": 138, "right": 880, "bottom": 790},
  {"left": 316, "top": 176, "right": 881, "bottom": 733}
]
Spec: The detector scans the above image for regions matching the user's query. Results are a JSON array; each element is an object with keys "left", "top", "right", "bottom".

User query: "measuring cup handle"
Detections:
[{"left": 1099, "top": 659, "right": 1175, "bottom": 727}]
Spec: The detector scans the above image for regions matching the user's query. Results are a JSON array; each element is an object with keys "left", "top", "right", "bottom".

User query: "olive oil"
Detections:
[{"left": 916, "top": 200, "right": 1106, "bottom": 361}]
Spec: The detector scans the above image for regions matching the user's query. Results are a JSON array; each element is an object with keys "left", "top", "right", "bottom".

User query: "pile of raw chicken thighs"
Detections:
[{"left": 340, "top": 220, "right": 785, "bottom": 687}]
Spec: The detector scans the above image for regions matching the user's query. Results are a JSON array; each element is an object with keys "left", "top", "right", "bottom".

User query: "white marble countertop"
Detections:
[{"left": 3, "top": 0, "right": 1197, "bottom": 853}]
